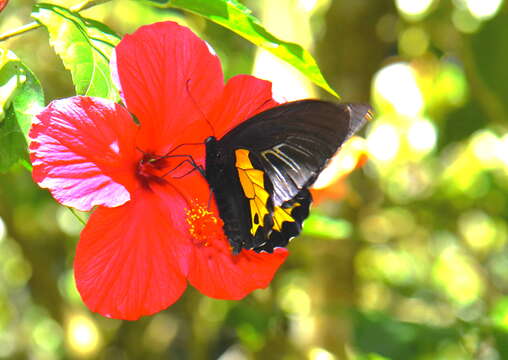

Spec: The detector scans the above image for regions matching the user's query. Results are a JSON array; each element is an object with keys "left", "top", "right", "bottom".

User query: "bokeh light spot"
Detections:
[
  {"left": 432, "top": 247, "right": 484, "bottom": 305},
  {"left": 367, "top": 123, "right": 400, "bottom": 162},
  {"left": 399, "top": 27, "right": 429, "bottom": 57},
  {"left": 458, "top": 210, "right": 498, "bottom": 252},
  {"left": 471, "top": 130, "right": 499, "bottom": 167},
  {"left": 308, "top": 347, "right": 336, "bottom": 360},
  {"left": 66, "top": 314, "right": 100, "bottom": 357},
  {"left": 297, "top": 0, "right": 318, "bottom": 12},
  {"left": 466, "top": 0, "right": 503, "bottom": 20},
  {"left": 218, "top": 345, "right": 248, "bottom": 360},
  {"left": 452, "top": 8, "right": 482, "bottom": 33},
  {"left": 407, "top": 119, "right": 437, "bottom": 153},
  {"left": 33, "top": 318, "right": 63, "bottom": 352},
  {"left": 496, "top": 134, "right": 508, "bottom": 167},
  {"left": 396, "top": 0, "right": 434, "bottom": 19},
  {"left": 279, "top": 285, "right": 311, "bottom": 315},
  {"left": 373, "top": 63, "right": 424, "bottom": 116},
  {"left": 0, "top": 217, "right": 5, "bottom": 242}
]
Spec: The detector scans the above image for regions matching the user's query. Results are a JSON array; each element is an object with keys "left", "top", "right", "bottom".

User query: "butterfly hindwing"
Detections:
[
  {"left": 205, "top": 100, "right": 371, "bottom": 253},
  {"left": 254, "top": 189, "right": 312, "bottom": 253}
]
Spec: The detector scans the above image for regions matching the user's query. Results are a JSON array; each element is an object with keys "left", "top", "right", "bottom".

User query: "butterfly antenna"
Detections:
[
  {"left": 160, "top": 142, "right": 204, "bottom": 159},
  {"left": 186, "top": 79, "right": 216, "bottom": 138}
]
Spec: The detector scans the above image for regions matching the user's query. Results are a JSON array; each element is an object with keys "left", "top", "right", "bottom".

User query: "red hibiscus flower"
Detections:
[{"left": 29, "top": 21, "right": 288, "bottom": 320}]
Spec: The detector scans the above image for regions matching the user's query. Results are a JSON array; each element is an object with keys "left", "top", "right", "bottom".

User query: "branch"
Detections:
[{"left": 0, "top": 0, "right": 111, "bottom": 42}]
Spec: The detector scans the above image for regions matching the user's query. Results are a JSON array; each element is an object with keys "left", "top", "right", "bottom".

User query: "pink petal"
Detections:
[
  {"left": 113, "top": 21, "right": 224, "bottom": 154},
  {"left": 75, "top": 187, "right": 190, "bottom": 320},
  {"left": 29, "top": 97, "right": 139, "bottom": 211},
  {"left": 209, "top": 74, "right": 279, "bottom": 138}
]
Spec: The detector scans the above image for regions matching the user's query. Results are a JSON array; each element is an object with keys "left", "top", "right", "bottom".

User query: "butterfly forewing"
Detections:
[{"left": 219, "top": 100, "right": 370, "bottom": 206}]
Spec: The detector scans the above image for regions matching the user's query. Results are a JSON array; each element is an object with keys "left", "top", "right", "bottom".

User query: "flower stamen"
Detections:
[{"left": 185, "top": 200, "right": 224, "bottom": 248}]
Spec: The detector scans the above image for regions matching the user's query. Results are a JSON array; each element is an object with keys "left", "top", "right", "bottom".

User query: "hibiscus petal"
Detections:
[
  {"left": 209, "top": 74, "right": 279, "bottom": 138},
  {"left": 75, "top": 188, "right": 190, "bottom": 320},
  {"left": 113, "top": 21, "right": 224, "bottom": 153},
  {"left": 189, "top": 245, "right": 288, "bottom": 300},
  {"left": 151, "top": 180, "right": 205, "bottom": 276},
  {"left": 176, "top": 164, "right": 288, "bottom": 299},
  {"left": 29, "top": 97, "right": 139, "bottom": 211}
]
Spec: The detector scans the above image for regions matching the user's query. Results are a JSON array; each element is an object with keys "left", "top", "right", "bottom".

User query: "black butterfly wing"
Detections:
[
  {"left": 218, "top": 100, "right": 371, "bottom": 206},
  {"left": 206, "top": 100, "right": 371, "bottom": 253},
  {"left": 206, "top": 140, "right": 275, "bottom": 253}
]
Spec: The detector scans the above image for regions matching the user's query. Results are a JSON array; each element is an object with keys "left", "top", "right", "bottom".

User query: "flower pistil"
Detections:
[{"left": 136, "top": 152, "right": 170, "bottom": 189}]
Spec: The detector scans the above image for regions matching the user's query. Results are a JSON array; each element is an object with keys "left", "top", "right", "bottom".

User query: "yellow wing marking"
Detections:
[
  {"left": 272, "top": 202, "right": 301, "bottom": 231},
  {"left": 238, "top": 169, "right": 255, "bottom": 198},
  {"left": 235, "top": 149, "right": 271, "bottom": 235}
]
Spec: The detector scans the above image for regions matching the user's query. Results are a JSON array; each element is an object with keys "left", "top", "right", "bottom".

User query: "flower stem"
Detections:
[
  {"left": 0, "top": 22, "right": 39, "bottom": 42},
  {"left": 0, "top": 0, "right": 112, "bottom": 42},
  {"left": 68, "top": 207, "right": 87, "bottom": 226}
]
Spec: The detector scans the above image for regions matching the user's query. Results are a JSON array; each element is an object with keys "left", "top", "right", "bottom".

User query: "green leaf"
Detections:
[
  {"left": 145, "top": 0, "right": 339, "bottom": 98},
  {"left": 0, "top": 49, "right": 44, "bottom": 172},
  {"left": 31, "top": 3, "right": 120, "bottom": 100}
]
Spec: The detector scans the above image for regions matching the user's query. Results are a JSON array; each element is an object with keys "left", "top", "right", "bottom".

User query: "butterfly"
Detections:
[{"left": 204, "top": 100, "right": 372, "bottom": 254}]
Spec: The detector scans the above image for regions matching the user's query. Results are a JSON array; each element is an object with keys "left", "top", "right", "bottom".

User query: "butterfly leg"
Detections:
[{"left": 161, "top": 155, "right": 205, "bottom": 179}]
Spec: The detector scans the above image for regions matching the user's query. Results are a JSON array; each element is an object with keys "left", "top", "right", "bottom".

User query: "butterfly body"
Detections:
[{"left": 205, "top": 100, "right": 372, "bottom": 254}]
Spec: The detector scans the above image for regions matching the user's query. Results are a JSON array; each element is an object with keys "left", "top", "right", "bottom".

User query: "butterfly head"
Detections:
[
  {"left": 204, "top": 136, "right": 227, "bottom": 185},
  {"left": 205, "top": 136, "right": 220, "bottom": 160},
  {"left": 205, "top": 136, "right": 216, "bottom": 144}
]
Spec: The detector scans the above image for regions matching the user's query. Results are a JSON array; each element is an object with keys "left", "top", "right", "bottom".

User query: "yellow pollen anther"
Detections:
[{"left": 185, "top": 200, "right": 222, "bottom": 247}]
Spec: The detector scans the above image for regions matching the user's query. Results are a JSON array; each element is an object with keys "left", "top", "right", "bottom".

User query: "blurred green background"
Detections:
[{"left": 1, "top": 0, "right": 508, "bottom": 359}]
